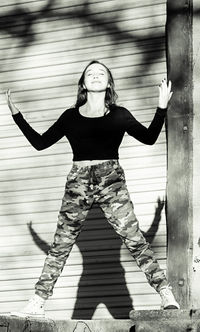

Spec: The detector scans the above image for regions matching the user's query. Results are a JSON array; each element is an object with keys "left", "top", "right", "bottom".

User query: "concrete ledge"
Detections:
[
  {"left": 2, "top": 310, "right": 200, "bottom": 332},
  {"left": 0, "top": 315, "right": 133, "bottom": 332},
  {"left": 129, "top": 309, "right": 200, "bottom": 332}
]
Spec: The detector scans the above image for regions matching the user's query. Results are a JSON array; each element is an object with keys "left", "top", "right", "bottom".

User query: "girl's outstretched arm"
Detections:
[
  {"left": 125, "top": 79, "right": 173, "bottom": 145},
  {"left": 6, "top": 90, "right": 66, "bottom": 150}
]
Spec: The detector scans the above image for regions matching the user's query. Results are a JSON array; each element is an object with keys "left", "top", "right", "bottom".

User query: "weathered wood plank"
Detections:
[{"left": 166, "top": 0, "right": 193, "bottom": 308}]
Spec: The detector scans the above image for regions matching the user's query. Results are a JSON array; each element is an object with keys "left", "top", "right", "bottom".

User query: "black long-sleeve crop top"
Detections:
[{"left": 12, "top": 105, "right": 167, "bottom": 161}]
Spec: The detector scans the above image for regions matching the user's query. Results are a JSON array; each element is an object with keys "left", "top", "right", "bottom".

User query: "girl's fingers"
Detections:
[
  {"left": 5, "top": 89, "right": 13, "bottom": 106},
  {"left": 6, "top": 90, "right": 13, "bottom": 103},
  {"left": 169, "top": 91, "right": 173, "bottom": 100},
  {"left": 159, "top": 80, "right": 172, "bottom": 95},
  {"left": 168, "top": 80, "right": 172, "bottom": 93},
  {"left": 160, "top": 80, "right": 168, "bottom": 93},
  {"left": 6, "top": 89, "right": 10, "bottom": 99},
  {"left": 158, "top": 79, "right": 173, "bottom": 108},
  {"left": 160, "top": 79, "right": 172, "bottom": 89}
]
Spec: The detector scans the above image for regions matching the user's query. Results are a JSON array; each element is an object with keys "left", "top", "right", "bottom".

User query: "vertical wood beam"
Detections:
[
  {"left": 192, "top": 0, "right": 200, "bottom": 308},
  {"left": 166, "top": 0, "right": 193, "bottom": 308}
]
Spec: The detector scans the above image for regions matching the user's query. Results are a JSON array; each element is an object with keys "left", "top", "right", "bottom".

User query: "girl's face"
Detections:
[{"left": 84, "top": 63, "right": 109, "bottom": 92}]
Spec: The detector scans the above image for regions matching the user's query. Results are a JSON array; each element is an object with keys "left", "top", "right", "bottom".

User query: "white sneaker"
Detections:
[
  {"left": 160, "top": 285, "right": 180, "bottom": 309},
  {"left": 10, "top": 294, "right": 46, "bottom": 318}
]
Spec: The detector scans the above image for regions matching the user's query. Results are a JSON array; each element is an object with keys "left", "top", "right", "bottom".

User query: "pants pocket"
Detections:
[
  {"left": 66, "top": 165, "right": 80, "bottom": 183},
  {"left": 113, "top": 164, "right": 126, "bottom": 182}
]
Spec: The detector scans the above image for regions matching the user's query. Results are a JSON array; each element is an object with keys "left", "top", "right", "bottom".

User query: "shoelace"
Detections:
[
  {"left": 29, "top": 297, "right": 44, "bottom": 308},
  {"left": 160, "top": 285, "right": 172, "bottom": 297}
]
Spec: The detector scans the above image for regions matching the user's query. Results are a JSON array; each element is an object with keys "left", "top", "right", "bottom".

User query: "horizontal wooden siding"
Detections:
[{"left": 0, "top": 0, "right": 167, "bottom": 319}]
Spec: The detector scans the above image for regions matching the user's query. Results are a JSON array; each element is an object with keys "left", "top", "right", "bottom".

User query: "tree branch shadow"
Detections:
[
  {"left": 0, "top": 0, "right": 166, "bottom": 82},
  {"left": 2, "top": 0, "right": 197, "bottom": 84}
]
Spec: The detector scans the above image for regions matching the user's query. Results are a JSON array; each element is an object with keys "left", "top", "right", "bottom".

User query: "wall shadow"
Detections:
[
  {"left": 27, "top": 196, "right": 164, "bottom": 319},
  {"left": 142, "top": 197, "right": 165, "bottom": 244},
  {"left": 0, "top": 0, "right": 54, "bottom": 49},
  {"left": 1, "top": 0, "right": 197, "bottom": 86},
  {"left": 71, "top": 204, "right": 133, "bottom": 319},
  {"left": 0, "top": 0, "right": 166, "bottom": 82}
]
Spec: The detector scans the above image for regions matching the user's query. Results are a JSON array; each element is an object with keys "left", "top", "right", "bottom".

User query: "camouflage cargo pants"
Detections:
[{"left": 35, "top": 160, "right": 167, "bottom": 299}]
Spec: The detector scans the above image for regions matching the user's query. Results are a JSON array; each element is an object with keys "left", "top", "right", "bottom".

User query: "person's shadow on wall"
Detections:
[{"left": 28, "top": 197, "right": 164, "bottom": 319}]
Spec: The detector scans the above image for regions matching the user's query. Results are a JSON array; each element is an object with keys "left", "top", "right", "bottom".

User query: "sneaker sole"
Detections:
[{"left": 164, "top": 305, "right": 180, "bottom": 309}]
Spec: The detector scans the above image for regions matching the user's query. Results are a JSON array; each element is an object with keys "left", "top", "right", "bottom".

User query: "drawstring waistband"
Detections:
[
  {"left": 73, "top": 159, "right": 119, "bottom": 168},
  {"left": 70, "top": 159, "right": 120, "bottom": 187},
  {"left": 73, "top": 159, "right": 111, "bottom": 167}
]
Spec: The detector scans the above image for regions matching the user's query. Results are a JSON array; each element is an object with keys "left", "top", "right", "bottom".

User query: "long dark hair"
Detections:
[{"left": 75, "top": 60, "right": 118, "bottom": 108}]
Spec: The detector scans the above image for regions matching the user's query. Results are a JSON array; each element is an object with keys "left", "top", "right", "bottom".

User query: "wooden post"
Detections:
[
  {"left": 192, "top": 0, "right": 200, "bottom": 308},
  {"left": 166, "top": 0, "right": 193, "bottom": 308}
]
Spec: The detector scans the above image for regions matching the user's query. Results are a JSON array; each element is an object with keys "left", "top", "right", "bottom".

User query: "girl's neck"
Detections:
[{"left": 83, "top": 92, "right": 107, "bottom": 116}]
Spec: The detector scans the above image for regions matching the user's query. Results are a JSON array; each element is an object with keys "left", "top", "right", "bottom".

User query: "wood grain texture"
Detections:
[{"left": 166, "top": 0, "right": 193, "bottom": 308}]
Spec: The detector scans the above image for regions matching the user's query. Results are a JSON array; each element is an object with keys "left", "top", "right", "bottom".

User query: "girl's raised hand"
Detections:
[
  {"left": 6, "top": 89, "right": 19, "bottom": 115},
  {"left": 158, "top": 79, "right": 173, "bottom": 109}
]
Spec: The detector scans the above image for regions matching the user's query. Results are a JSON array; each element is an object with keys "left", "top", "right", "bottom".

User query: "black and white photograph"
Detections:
[{"left": 0, "top": 1, "right": 199, "bottom": 331}]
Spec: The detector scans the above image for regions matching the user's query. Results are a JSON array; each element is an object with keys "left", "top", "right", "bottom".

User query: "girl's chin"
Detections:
[{"left": 87, "top": 88, "right": 107, "bottom": 93}]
